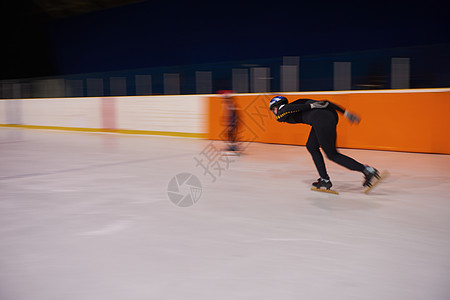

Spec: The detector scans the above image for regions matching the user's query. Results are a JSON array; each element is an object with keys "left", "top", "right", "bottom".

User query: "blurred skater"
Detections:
[
  {"left": 219, "top": 90, "right": 240, "bottom": 154},
  {"left": 269, "top": 96, "right": 379, "bottom": 190}
]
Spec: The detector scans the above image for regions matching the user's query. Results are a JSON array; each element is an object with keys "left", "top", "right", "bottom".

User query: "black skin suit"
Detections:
[{"left": 274, "top": 99, "right": 365, "bottom": 180}]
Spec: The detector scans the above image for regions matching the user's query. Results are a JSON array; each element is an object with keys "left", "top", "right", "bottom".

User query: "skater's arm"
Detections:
[
  {"left": 281, "top": 98, "right": 330, "bottom": 112},
  {"left": 325, "top": 101, "right": 345, "bottom": 113},
  {"left": 275, "top": 102, "right": 312, "bottom": 121},
  {"left": 280, "top": 103, "right": 312, "bottom": 113},
  {"left": 325, "top": 100, "right": 361, "bottom": 124},
  {"left": 275, "top": 98, "right": 332, "bottom": 121}
]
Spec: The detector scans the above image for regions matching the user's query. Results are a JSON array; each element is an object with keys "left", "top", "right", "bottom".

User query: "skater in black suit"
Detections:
[
  {"left": 269, "top": 96, "right": 379, "bottom": 190},
  {"left": 219, "top": 90, "right": 240, "bottom": 153}
]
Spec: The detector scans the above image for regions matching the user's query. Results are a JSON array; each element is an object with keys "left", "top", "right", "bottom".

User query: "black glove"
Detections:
[{"left": 344, "top": 111, "right": 361, "bottom": 124}]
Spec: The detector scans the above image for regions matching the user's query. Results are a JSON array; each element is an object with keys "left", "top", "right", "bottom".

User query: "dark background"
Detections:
[{"left": 1, "top": 0, "right": 449, "bottom": 80}]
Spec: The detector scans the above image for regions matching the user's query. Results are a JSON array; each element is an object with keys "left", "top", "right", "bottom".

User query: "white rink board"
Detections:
[
  {"left": 20, "top": 98, "right": 102, "bottom": 128},
  {"left": 0, "top": 100, "right": 7, "bottom": 124},
  {"left": 116, "top": 96, "right": 207, "bottom": 134}
]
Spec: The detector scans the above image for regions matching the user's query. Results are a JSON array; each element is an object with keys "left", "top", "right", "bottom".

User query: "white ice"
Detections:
[{"left": 0, "top": 128, "right": 449, "bottom": 300}]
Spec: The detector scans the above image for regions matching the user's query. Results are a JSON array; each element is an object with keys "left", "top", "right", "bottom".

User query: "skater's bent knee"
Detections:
[
  {"left": 306, "top": 144, "right": 320, "bottom": 154},
  {"left": 323, "top": 150, "right": 339, "bottom": 160},
  {"left": 306, "top": 141, "right": 319, "bottom": 152}
]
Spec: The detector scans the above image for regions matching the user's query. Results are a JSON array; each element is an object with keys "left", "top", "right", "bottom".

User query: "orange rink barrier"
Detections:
[{"left": 208, "top": 89, "right": 450, "bottom": 154}]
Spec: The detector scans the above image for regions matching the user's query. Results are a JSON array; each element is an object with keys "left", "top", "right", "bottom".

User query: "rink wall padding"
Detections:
[
  {"left": 21, "top": 98, "right": 102, "bottom": 128},
  {"left": 208, "top": 89, "right": 450, "bottom": 155},
  {"left": 0, "top": 95, "right": 208, "bottom": 138},
  {"left": 1, "top": 89, "right": 449, "bottom": 154},
  {"left": 115, "top": 96, "right": 206, "bottom": 135}
]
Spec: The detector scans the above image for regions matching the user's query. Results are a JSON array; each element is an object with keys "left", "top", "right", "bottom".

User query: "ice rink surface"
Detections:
[{"left": 1, "top": 128, "right": 449, "bottom": 300}]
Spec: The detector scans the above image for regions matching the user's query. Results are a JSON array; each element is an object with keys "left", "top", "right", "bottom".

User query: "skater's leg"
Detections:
[
  {"left": 318, "top": 130, "right": 365, "bottom": 171},
  {"left": 227, "top": 118, "right": 239, "bottom": 151},
  {"left": 227, "top": 127, "right": 236, "bottom": 151},
  {"left": 313, "top": 113, "right": 365, "bottom": 172},
  {"left": 316, "top": 121, "right": 380, "bottom": 186},
  {"left": 306, "top": 128, "right": 329, "bottom": 179}
]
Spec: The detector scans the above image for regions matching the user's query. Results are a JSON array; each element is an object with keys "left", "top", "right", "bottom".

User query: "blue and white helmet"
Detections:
[{"left": 269, "top": 96, "right": 288, "bottom": 111}]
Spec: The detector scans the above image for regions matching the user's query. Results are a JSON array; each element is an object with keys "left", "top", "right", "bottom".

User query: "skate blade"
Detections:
[
  {"left": 311, "top": 187, "right": 339, "bottom": 195},
  {"left": 364, "top": 170, "right": 390, "bottom": 194},
  {"left": 222, "top": 151, "right": 240, "bottom": 156}
]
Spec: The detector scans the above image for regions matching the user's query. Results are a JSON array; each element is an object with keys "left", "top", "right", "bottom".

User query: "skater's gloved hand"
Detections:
[
  {"left": 344, "top": 110, "right": 361, "bottom": 124},
  {"left": 310, "top": 101, "right": 329, "bottom": 109}
]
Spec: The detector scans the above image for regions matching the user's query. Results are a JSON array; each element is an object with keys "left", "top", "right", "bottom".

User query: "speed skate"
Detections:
[
  {"left": 310, "top": 187, "right": 339, "bottom": 195},
  {"left": 310, "top": 170, "right": 390, "bottom": 195},
  {"left": 310, "top": 178, "right": 339, "bottom": 194},
  {"left": 364, "top": 170, "right": 390, "bottom": 194}
]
